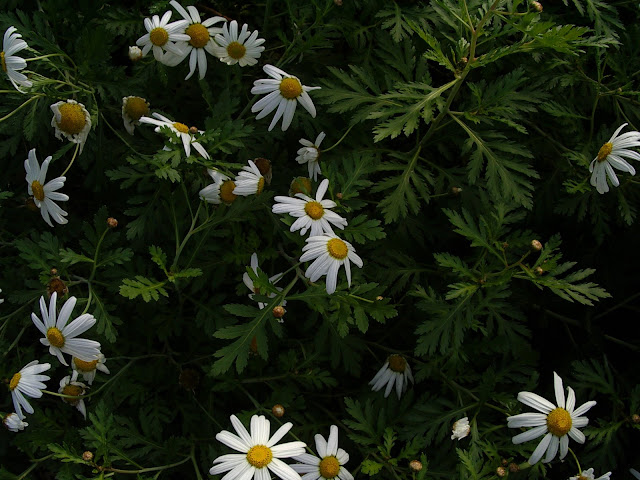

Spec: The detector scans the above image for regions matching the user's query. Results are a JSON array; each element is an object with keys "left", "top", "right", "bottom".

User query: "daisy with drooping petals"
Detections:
[
  {"left": 211, "top": 20, "right": 265, "bottom": 67},
  {"left": 122, "top": 96, "right": 150, "bottom": 135},
  {"left": 369, "top": 354, "right": 414, "bottom": 399},
  {"left": 210, "top": 414, "right": 306, "bottom": 480},
  {"left": 233, "top": 160, "right": 265, "bottom": 196},
  {"left": 139, "top": 112, "right": 210, "bottom": 159},
  {"left": 59, "top": 371, "right": 88, "bottom": 419},
  {"left": 166, "top": 1, "right": 225, "bottom": 79},
  {"left": 50, "top": 100, "right": 91, "bottom": 153},
  {"left": 2, "top": 26, "right": 32, "bottom": 90},
  {"left": 243, "top": 253, "right": 286, "bottom": 311},
  {"left": 292, "top": 425, "right": 354, "bottom": 480},
  {"left": 31, "top": 292, "right": 101, "bottom": 366},
  {"left": 273, "top": 178, "right": 348, "bottom": 237},
  {"left": 300, "top": 234, "right": 363, "bottom": 295},
  {"left": 24, "top": 148, "right": 69, "bottom": 227},
  {"left": 136, "top": 11, "right": 189, "bottom": 62},
  {"left": 507, "top": 372, "right": 596, "bottom": 465},
  {"left": 569, "top": 468, "right": 611, "bottom": 480},
  {"left": 200, "top": 169, "right": 237, "bottom": 204},
  {"left": 3, "top": 413, "right": 28, "bottom": 432},
  {"left": 8, "top": 360, "right": 51, "bottom": 419},
  {"left": 589, "top": 123, "right": 640, "bottom": 194},
  {"left": 451, "top": 417, "right": 471, "bottom": 440},
  {"left": 251, "top": 64, "right": 321, "bottom": 131},
  {"left": 297, "top": 132, "right": 325, "bottom": 181},
  {"left": 72, "top": 353, "right": 109, "bottom": 385}
]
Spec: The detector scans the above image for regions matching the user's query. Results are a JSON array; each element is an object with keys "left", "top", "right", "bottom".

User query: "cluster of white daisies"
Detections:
[{"left": 4, "top": 292, "right": 109, "bottom": 432}]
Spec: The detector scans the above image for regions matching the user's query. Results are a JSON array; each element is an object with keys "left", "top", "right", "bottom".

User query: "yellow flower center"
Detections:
[
  {"left": 246, "top": 445, "right": 272, "bottom": 468},
  {"left": 186, "top": 23, "right": 210, "bottom": 48},
  {"left": 149, "top": 27, "right": 169, "bottom": 46},
  {"left": 597, "top": 142, "right": 613, "bottom": 162},
  {"left": 304, "top": 201, "right": 324, "bottom": 220},
  {"left": 219, "top": 180, "right": 237, "bottom": 204},
  {"left": 279, "top": 77, "right": 303, "bottom": 99},
  {"left": 57, "top": 103, "right": 86, "bottom": 135},
  {"left": 578, "top": 476, "right": 588, "bottom": 480},
  {"left": 9, "top": 373, "right": 21, "bottom": 391},
  {"left": 31, "top": 181, "right": 45, "bottom": 202},
  {"left": 256, "top": 177, "right": 265, "bottom": 194},
  {"left": 74, "top": 358, "right": 98, "bottom": 372},
  {"left": 388, "top": 354, "right": 407, "bottom": 373},
  {"left": 173, "top": 122, "right": 189, "bottom": 133},
  {"left": 327, "top": 238, "right": 348, "bottom": 260},
  {"left": 62, "top": 384, "right": 83, "bottom": 405},
  {"left": 226, "top": 41, "right": 246, "bottom": 59},
  {"left": 319, "top": 456, "right": 341, "bottom": 479},
  {"left": 47, "top": 327, "right": 65, "bottom": 348},
  {"left": 547, "top": 407, "right": 572, "bottom": 437},
  {"left": 1, "top": 51, "right": 6, "bottom": 72},
  {"left": 124, "top": 97, "right": 149, "bottom": 121}
]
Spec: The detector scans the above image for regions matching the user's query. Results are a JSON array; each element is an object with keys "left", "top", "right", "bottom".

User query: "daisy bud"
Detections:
[
  {"left": 531, "top": 1, "right": 543, "bottom": 12},
  {"left": 178, "top": 368, "right": 201, "bottom": 391},
  {"left": 82, "top": 451, "right": 94, "bottom": 462},
  {"left": 451, "top": 186, "right": 463, "bottom": 195},
  {"left": 530, "top": 239, "right": 543, "bottom": 251},
  {"left": 336, "top": 192, "right": 343, "bottom": 200},
  {"left": 50, "top": 268, "right": 58, "bottom": 276},
  {"left": 47, "top": 277, "right": 69, "bottom": 297},
  {"left": 502, "top": 242, "right": 509, "bottom": 249},
  {"left": 25, "top": 197, "right": 39, "bottom": 212},
  {"left": 189, "top": 126, "right": 199, "bottom": 134},
  {"left": 508, "top": 463, "right": 520, "bottom": 473},
  {"left": 272, "top": 306, "right": 285, "bottom": 319},
  {"left": 501, "top": 459, "right": 508, "bottom": 466},
  {"left": 254, "top": 158, "right": 273, "bottom": 185},
  {"left": 289, "top": 177, "right": 312, "bottom": 196},
  {"left": 107, "top": 217, "right": 118, "bottom": 229},
  {"left": 376, "top": 296, "right": 384, "bottom": 301},
  {"left": 250, "top": 336, "right": 258, "bottom": 354},
  {"left": 632, "top": 414, "right": 640, "bottom": 423},
  {"left": 409, "top": 460, "right": 423, "bottom": 472},
  {"left": 272, "top": 404, "right": 285, "bottom": 417},
  {"left": 534, "top": 266, "right": 544, "bottom": 276},
  {"left": 334, "top": 0, "right": 343, "bottom": 5},
  {"left": 128, "top": 46, "right": 143, "bottom": 61},
  {"left": 496, "top": 466, "right": 507, "bottom": 477}
]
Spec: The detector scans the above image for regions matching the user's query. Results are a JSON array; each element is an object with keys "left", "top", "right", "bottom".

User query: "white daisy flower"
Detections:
[
  {"left": 451, "top": 417, "right": 470, "bottom": 440},
  {"left": 24, "top": 148, "right": 69, "bottom": 227},
  {"left": 139, "top": 112, "right": 210, "bottom": 159},
  {"left": 0, "top": 288, "right": 4, "bottom": 304},
  {"left": 233, "top": 160, "right": 265, "bottom": 196},
  {"left": 8, "top": 360, "right": 51, "bottom": 419},
  {"left": 369, "top": 354, "right": 414, "bottom": 399},
  {"left": 31, "top": 291, "right": 101, "bottom": 366},
  {"left": 273, "top": 178, "right": 347, "bottom": 237},
  {"left": 2, "top": 26, "right": 32, "bottom": 90},
  {"left": 58, "top": 371, "right": 88, "bottom": 419},
  {"left": 72, "top": 353, "right": 110, "bottom": 385},
  {"left": 122, "top": 96, "right": 150, "bottom": 135},
  {"left": 3, "top": 413, "right": 29, "bottom": 432},
  {"left": 300, "top": 234, "right": 363, "bottom": 295},
  {"left": 50, "top": 100, "right": 92, "bottom": 154},
  {"left": 199, "top": 169, "right": 238, "bottom": 204},
  {"left": 211, "top": 20, "right": 265, "bottom": 67},
  {"left": 296, "top": 132, "right": 325, "bottom": 181},
  {"left": 507, "top": 372, "right": 596, "bottom": 465},
  {"left": 589, "top": 123, "right": 640, "bottom": 194},
  {"left": 292, "top": 425, "right": 354, "bottom": 480},
  {"left": 251, "top": 64, "right": 321, "bottom": 132},
  {"left": 166, "top": 1, "right": 225, "bottom": 80},
  {"left": 128, "top": 45, "right": 143, "bottom": 61},
  {"left": 210, "top": 414, "right": 306, "bottom": 480},
  {"left": 569, "top": 468, "right": 611, "bottom": 480},
  {"left": 243, "top": 253, "right": 286, "bottom": 312},
  {"left": 135, "top": 11, "right": 190, "bottom": 62},
  {"left": 631, "top": 469, "right": 640, "bottom": 480}
]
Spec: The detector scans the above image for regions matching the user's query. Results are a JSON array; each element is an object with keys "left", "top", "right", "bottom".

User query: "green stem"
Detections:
[
  {"left": 25, "top": 53, "right": 66, "bottom": 62},
  {"left": 101, "top": 455, "right": 191, "bottom": 474},
  {"left": 100, "top": 112, "right": 145, "bottom": 156},
  {"left": 568, "top": 447, "right": 582, "bottom": 474},
  {"left": 60, "top": 143, "right": 80, "bottom": 176},
  {"left": 0, "top": 94, "right": 43, "bottom": 123},
  {"left": 322, "top": 124, "right": 355, "bottom": 153}
]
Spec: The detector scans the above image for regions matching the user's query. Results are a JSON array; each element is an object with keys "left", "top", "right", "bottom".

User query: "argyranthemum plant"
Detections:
[
  {"left": 139, "top": 112, "right": 210, "bottom": 159},
  {"left": 296, "top": 132, "right": 325, "bottom": 181},
  {"left": 24, "top": 148, "right": 69, "bottom": 227},
  {"left": 242, "top": 253, "right": 286, "bottom": 310},
  {"left": 507, "top": 372, "right": 596, "bottom": 465},
  {"left": 3, "top": 413, "right": 29, "bottom": 433},
  {"left": 590, "top": 123, "right": 640, "bottom": 194},
  {"left": 233, "top": 160, "right": 265, "bottom": 196},
  {"left": 300, "top": 234, "right": 362, "bottom": 294},
  {"left": 1, "top": 26, "right": 32, "bottom": 91},
  {"left": 451, "top": 417, "right": 470, "bottom": 441},
  {"left": 136, "top": 11, "right": 189, "bottom": 62},
  {"left": 50, "top": 100, "right": 91, "bottom": 153},
  {"left": 292, "top": 425, "right": 354, "bottom": 480},
  {"left": 369, "top": 354, "right": 414, "bottom": 399},
  {"left": 121, "top": 96, "right": 150, "bottom": 135},
  {"left": 8, "top": 360, "right": 51, "bottom": 419},
  {"left": 569, "top": 468, "right": 611, "bottom": 480},
  {"left": 58, "top": 371, "right": 88, "bottom": 419},
  {"left": 211, "top": 20, "right": 265, "bottom": 67},
  {"left": 72, "top": 353, "right": 109, "bottom": 385}
]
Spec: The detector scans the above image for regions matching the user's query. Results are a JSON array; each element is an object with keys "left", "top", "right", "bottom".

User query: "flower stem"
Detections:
[{"left": 60, "top": 143, "right": 80, "bottom": 177}]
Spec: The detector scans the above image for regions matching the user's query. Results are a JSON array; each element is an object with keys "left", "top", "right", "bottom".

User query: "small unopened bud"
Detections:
[
  {"left": 531, "top": 1, "right": 543, "bottom": 12},
  {"left": 82, "top": 451, "right": 94, "bottom": 462},
  {"left": 50, "top": 268, "right": 58, "bottom": 276},
  {"left": 107, "top": 217, "right": 118, "bottom": 229},
  {"left": 272, "top": 404, "right": 285, "bottom": 417},
  {"left": 128, "top": 46, "right": 143, "bottom": 61},
  {"left": 178, "top": 368, "right": 201, "bottom": 391},
  {"left": 409, "top": 460, "right": 423, "bottom": 472},
  {"left": 451, "top": 186, "right": 463, "bottom": 195},
  {"left": 189, "top": 126, "right": 199, "bottom": 134},
  {"left": 502, "top": 242, "right": 509, "bottom": 249},
  {"left": 501, "top": 459, "right": 508, "bottom": 466},
  {"left": 530, "top": 240, "right": 543, "bottom": 251},
  {"left": 254, "top": 158, "right": 272, "bottom": 185},
  {"left": 334, "top": 0, "right": 343, "bottom": 5},
  {"left": 272, "top": 306, "right": 285, "bottom": 319},
  {"left": 632, "top": 414, "right": 640, "bottom": 423},
  {"left": 534, "top": 266, "right": 544, "bottom": 276},
  {"left": 25, "top": 197, "right": 39, "bottom": 212},
  {"left": 250, "top": 336, "right": 258, "bottom": 354},
  {"left": 336, "top": 192, "right": 343, "bottom": 200},
  {"left": 47, "top": 277, "right": 69, "bottom": 297},
  {"left": 496, "top": 466, "right": 507, "bottom": 477},
  {"left": 376, "top": 296, "right": 384, "bottom": 301},
  {"left": 509, "top": 463, "right": 520, "bottom": 473},
  {"left": 289, "top": 177, "right": 312, "bottom": 196}
]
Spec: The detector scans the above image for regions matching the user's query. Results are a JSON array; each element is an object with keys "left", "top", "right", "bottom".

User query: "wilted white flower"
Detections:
[
  {"left": 233, "top": 160, "right": 265, "bottom": 196},
  {"left": 211, "top": 20, "right": 265, "bottom": 67},
  {"left": 569, "top": 468, "right": 611, "bottom": 480},
  {"left": 139, "top": 112, "right": 210, "bottom": 159},
  {"left": 8, "top": 360, "right": 51, "bottom": 419},
  {"left": 292, "top": 425, "right": 354, "bottom": 480},
  {"left": 296, "top": 132, "right": 325, "bottom": 181},
  {"left": 50, "top": 100, "right": 91, "bottom": 153},
  {"left": 136, "top": 11, "right": 189, "bottom": 62},
  {"left": 24, "top": 148, "right": 69, "bottom": 227},
  {"left": 590, "top": 123, "right": 640, "bottom": 194},
  {"left": 242, "top": 253, "right": 286, "bottom": 311},
  {"left": 122, "top": 96, "right": 150, "bottom": 135},
  {"left": 507, "top": 372, "right": 596, "bottom": 465},
  {"left": 451, "top": 417, "right": 470, "bottom": 440},
  {"left": 1, "top": 26, "right": 32, "bottom": 90},
  {"left": 128, "top": 45, "right": 143, "bottom": 61},
  {"left": 369, "top": 354, "right": 414, "bottom": 399},
  {"left": 58, "top": 371, "right": 88, "bottom": 419},
  {"left": 72, "top": 353, "right": 109, "bottom": 385},
  {"left": 251, "top": 64, "right": 320, "bottom": 131},
  {"left": 3, "top": 413, "right": 29, "bottom": 432}
]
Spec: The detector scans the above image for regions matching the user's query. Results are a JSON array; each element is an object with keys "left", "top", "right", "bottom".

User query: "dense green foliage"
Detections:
[{"left": 1, "top": 0, "right": 639, "bottom": 478}]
